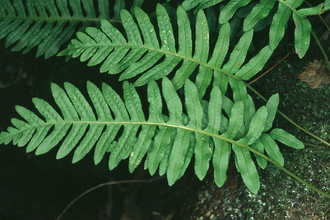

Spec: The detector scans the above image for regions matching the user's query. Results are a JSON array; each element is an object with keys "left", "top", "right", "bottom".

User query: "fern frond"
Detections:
[
  {"left": 62, "top": 1, "right": 321, "bottom": 97},
  {"left": 0, "top": 0, "right": 143, "bottom": 58},
  {"left": 0, "top": 78, "right": 304, "bottom": 193},
  {"left": 59, "top": 4, "right": 272, "bottom": 96}
]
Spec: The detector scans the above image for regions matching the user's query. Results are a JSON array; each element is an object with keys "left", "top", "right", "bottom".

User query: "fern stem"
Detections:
[
  {"left": 303, "top": 142, "right": 325, "bottom": 149},
  {"left": 242, "top": 143, "right": 330, "bottom": 199},
  {"left": 0, "top": 15, "right": 116, "bottom": 23},
  {"left": 278, "top": 0, "right": 330, "bottom": 71},
  {"left": 208, "top": 131, "right": 330, "bottom": 198},
  {"left": 56, "top": 179, "right": 148, "bottom": 220},
  {"left": 310, "top": 30, "right": 330, "bottom": 71},
  {"left": 248, "top": 49, "right": 292, "bottom": 85},
  {"left": 245, "top": 83, "right": 330, "bottom": 147},
  {"left": 303, "top": 0, "right": 330, "bottom": 32}
]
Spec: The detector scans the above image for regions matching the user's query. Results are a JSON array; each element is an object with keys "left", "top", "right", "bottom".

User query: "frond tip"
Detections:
[
  {"left": 0, "top": 78, "right": 304, "bottom": 193},
  {"left": 0, "top": 0, "right": 134, "bottom": 58}
]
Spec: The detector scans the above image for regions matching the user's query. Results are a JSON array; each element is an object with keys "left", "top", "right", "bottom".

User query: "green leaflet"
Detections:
[
  {"left": 233, "top": 141, "right": 260, "bottom": 194},
  {"left": 270, "top": 128, "right": 305, "bottom": 149},
  {"left": 213, "top": 139, "right": 231, "bottom": 187},
  {"left": 293, "top": 13, "right": 312, "bottom": 59},
  {"left": 296, "top": 3, "right": 329, "bottom": 17},
  {"left": 181, "top": 0, "right": 204, "bottom": 11},
  {"left": 194, "top": 10, "right": 211, "bottom": 97},
  {"left": 326, "top": 0, "right": 330, "bottom": 10},
  {"left": 222, "top": 29, "right": 254, "bottom": 74},
  {"left": 210, "top": 22, "right": 230, "bottom": 95},
  {"left": 264, "top": 93, "right": 279, "bottom": 132},
  {"left": 233, "top": 106, "right": 267, "bottom": 193},
  {"left": 269, "top": 0, "right": 304, "bottom": 49},
  {"left": 195, "top": 86, "right": 222, "bottom": 180},
  {"left": 176, "top": 6, "right": 192, "bottom": 58},
  {"left": 259, "top": 134, "right": 284, "bottom": 166},
  {"left": 193, "top": 9, "right": 209, "bottom": 63},
  {"left": 241, "top": 106, "right": 268, "bottom": 145},
  {"left": 167, "top": 129, "right": 193, "bottom": 185},
  {"left": 243, "top": 95, "right": 256, "bottom": 132},
  {"left": 228, "top": 78, "right": 249, "bottom": 123},
  {"left": 173, "top": 7, "right": 206, "bottom": 91},
  {"left": 251, "top": 138, "right": 268, "bottom": 169},
  {"left": 146, "top": 127, "right": 174, "bottom": 175},
  {"left": 181, "top": 0, "right": 225, "bottom": 11},
  {"left": 213, "top": 101, "right": 244, "bottom": 187},
  {"left": 243, "top": 0, "right": 277, "bottom": 31},
  {"left": 113, "top": 0, "right": 124, "bottom": 20},
  {"left": 235, "top": 46, "right": 273, "bottom": 80},
  {"left": 219, "top": 0, "right": 252, "bottom": 24},
  {"left": 195, "top": 0, "right": 225, "bottom": 12}
]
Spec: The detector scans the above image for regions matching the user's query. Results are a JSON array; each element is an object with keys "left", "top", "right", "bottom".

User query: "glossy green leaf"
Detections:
[
  {"left": 269, "top": 0, "right": 304, "bottom": 49},
  {"left": 243, "top": 0, "right": 277, "bottom": 31},
  {"left": 181, "top": 0, "right": 204, "bottom": 11},
  {"left": 243, "top": 106, "right": 268, "bottom": 145},
  {"left": 270, "top": 128, "right": 305, "bottom": 149},
  {"left": 235, "top": 45, "right": 273, "bottom": 80},
  {"left": 210, "top": 22, "right": 231, "bottom": 95},
  {"left": 243, "top": 95, "right": 256, "bottom": 132},
  {"left": 219, "top": 0, "right": 252, "bottom": 24},
  {"left": 213, "top": 100, "right": 244, "bottom": 187},
  {"left": 232, "top": 141, "right": 260, "bottom": 194},
  {"left": 250, "top": 138, "right": 267, "bottom": 169},
  {"left": 264, "top": 93, "right": 279, "bottom": 132},
  {"left": 195, "top": 0, "right": 225, "bottom": 11},
  {"left": 293, "top": 14, "right": 312, "bottom": 59},
  {"left": 260, "top": 134, "right": 284, "bottom": 166},
  {"left": 296, "top": 3, "right": 327, "bottom": 17},
  {"left": 195, "top": 86, "right": 222, "bottom": 180},
  {"left": 222, "top": 29, "right": 254, "bottom": 74},
  {"left": 213, "top": 139, "right": 231, "bottom": 187}
]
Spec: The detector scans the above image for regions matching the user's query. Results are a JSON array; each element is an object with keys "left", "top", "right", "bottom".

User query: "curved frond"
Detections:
[
  {"left": 0, "top": 78, "right": 304, "bottom": 193},
  {"left": 59, "top": 1, "right": 320, "bottom": 94},
  {"left": 0, "top": 0, "right": 143, "bottom": 58},
  {"left": 59, "top": 4, "right": 270, "bottom": 95}
]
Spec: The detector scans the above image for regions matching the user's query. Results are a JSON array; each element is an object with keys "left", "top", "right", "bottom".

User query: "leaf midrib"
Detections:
[
  {"left": 10, "top": 119, "right": 240, "bottom": 146},
  {"left": 0, "top": 15, "right": 121, "bottom": 23},
  {"left": 74, "top": 42, "right": 240, "bottom": 80}
]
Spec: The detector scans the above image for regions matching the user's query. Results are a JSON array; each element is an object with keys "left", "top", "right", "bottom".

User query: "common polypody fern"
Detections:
[{"left": 1, "top": 0, "right": 329, "bottom": 195}]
